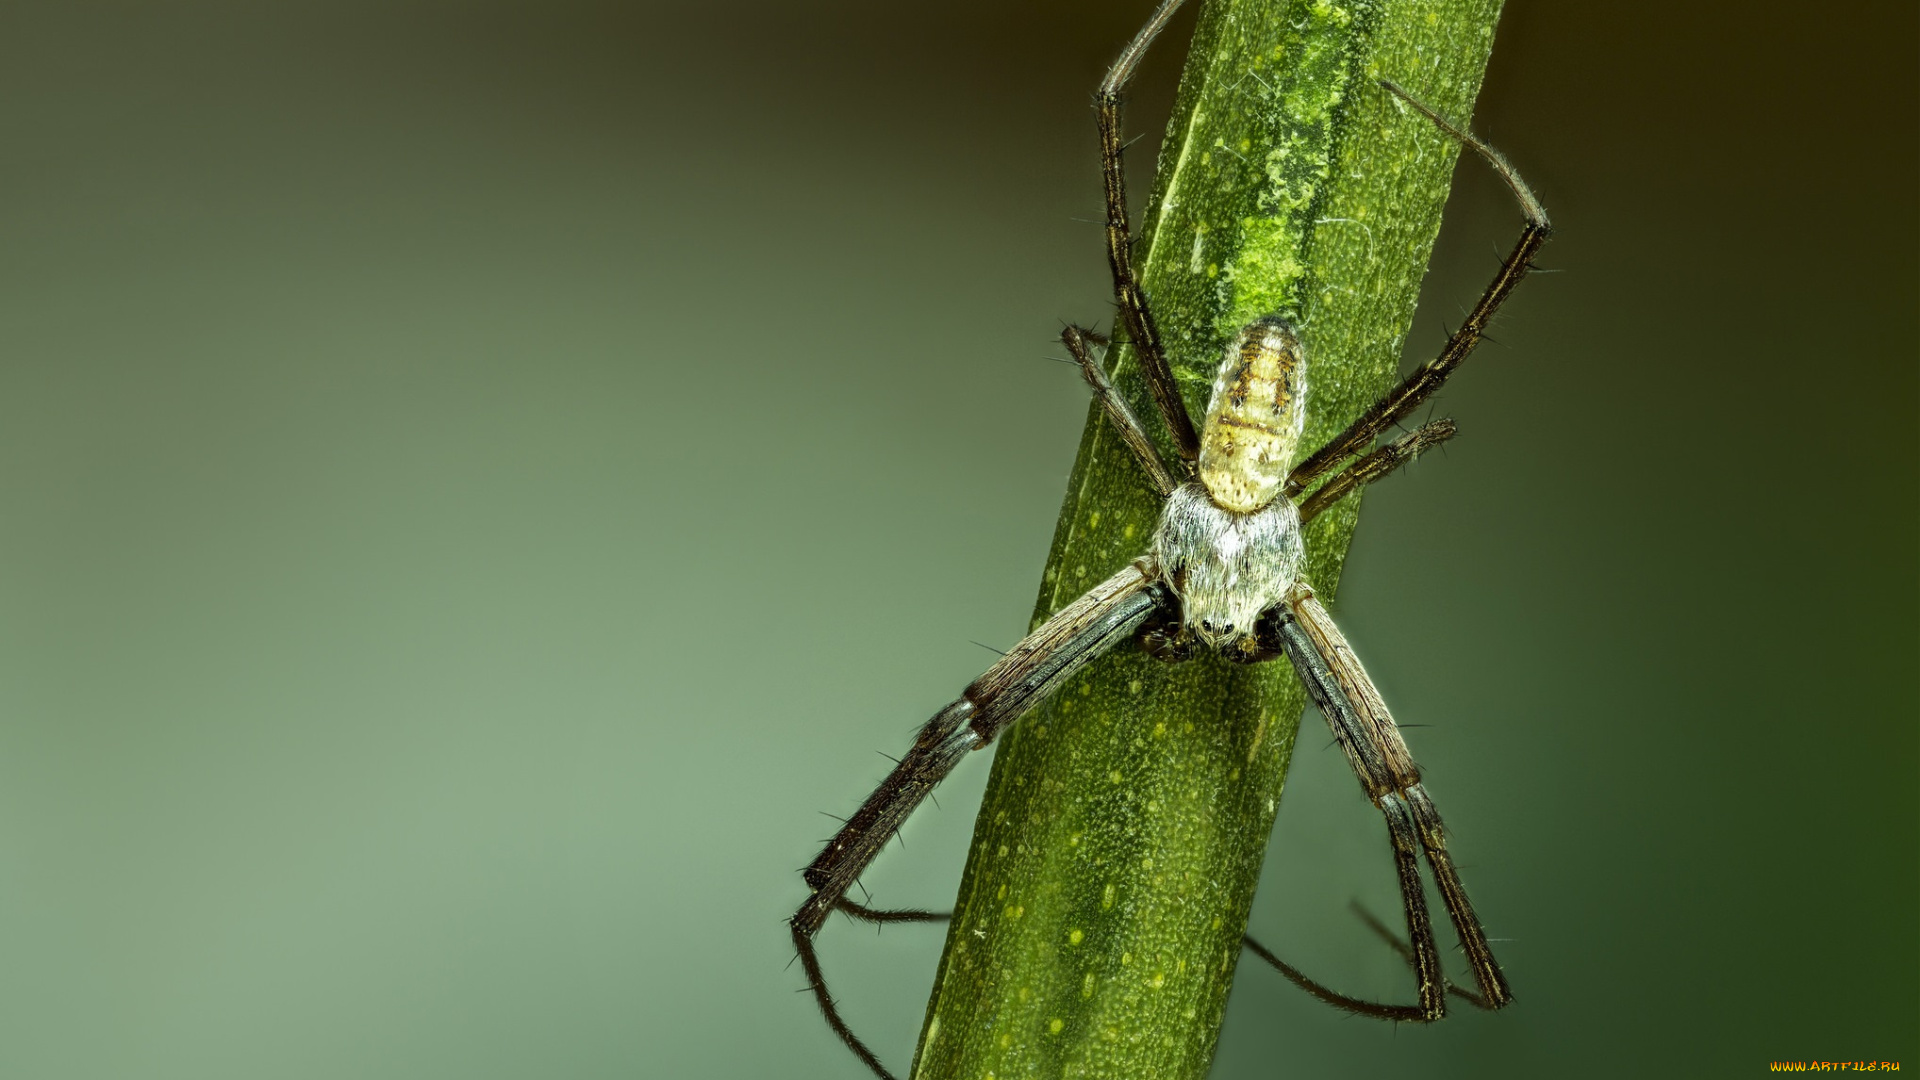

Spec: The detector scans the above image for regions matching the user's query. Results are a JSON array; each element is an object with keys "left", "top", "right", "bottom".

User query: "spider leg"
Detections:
[
  {"left": 835, "top": 898, "right": 950, "bottom": 925},
  {"left": 1267, "top": 584, "right": 1514, "bottom": 1013},
  {"left": 1347, "top": 900, "right": 1494, "bottom": 1009},
  {"left": 1295, "top": 418, "right": 1457, "bottom": 525},
  {"left": 1284, "top": 80, "right": 1551, "bottom": 498},
  {"left": 1240, "top": 895, "right": 1496, "bottom": 1022},
  {"left": 1240, "top": 931, "right": 1426, "bottom": 1022},
  {"left": 1095, "top": 0, "right": 1201, "bottom": 465},
  {"left": 1254, "top": 603, "right": 1447, "bottom": 1017},
  {"left": 1062, "top": 325, "right": 1179, "bottom": 497},
  {"left": 791, "top": 562, "right": 1166, "bottom": 1080}
]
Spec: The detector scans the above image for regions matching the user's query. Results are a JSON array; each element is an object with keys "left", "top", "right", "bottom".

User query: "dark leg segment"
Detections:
[
  {"left": 1347, "top": 901, "right": 1494, "bottom": 1010},
  {"left": 1281, "top": 585, "right": 1513, "bottom": 1010},
  {"left": 835, "top": 898, "right": 950, "bottom": 926},
  {"left": 1295, "top": 418, "right": 1456, "bottom": 525},
  {"left": 1263, "top": 606, "right": 1449, "bottom": 1018},
  {"left": 791, "top": 563, "right": 1166, "bottom": 1080},
  {"left": 1241, "top": 933, "right": 1426, "bottom": 1022},
  {"left": 1242, "top": 895, "right": 1497, "bottom": 1022},
  {"left": 1063, "top": 325, "right": 1179, "bottom": 496},
  {"left": 1284, "top": 80, "right": 1552, "bottom": 498},
  {"left": 1095, "top": 0, "right": 1201, "bottom": 464}
]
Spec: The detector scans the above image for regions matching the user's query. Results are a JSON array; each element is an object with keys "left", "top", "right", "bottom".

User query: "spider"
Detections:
[{"left": 789, "top": 2, "right": 1550, "bottom": 1076}]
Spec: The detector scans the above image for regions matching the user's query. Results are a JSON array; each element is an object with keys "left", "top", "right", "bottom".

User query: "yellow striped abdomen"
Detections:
[{"left": 1197, "top": 316, "right": 1307, "bottom": 513}]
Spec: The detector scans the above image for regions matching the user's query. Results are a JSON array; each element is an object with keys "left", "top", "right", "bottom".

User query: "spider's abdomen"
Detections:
[{"left": 1197, "top": 316, "right": 1307, "bottom": 513}]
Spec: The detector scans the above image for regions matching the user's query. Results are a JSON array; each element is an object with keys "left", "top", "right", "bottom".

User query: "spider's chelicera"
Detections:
[{"left": 789, "top": 3, "right": 1551, "bottom": 1077}]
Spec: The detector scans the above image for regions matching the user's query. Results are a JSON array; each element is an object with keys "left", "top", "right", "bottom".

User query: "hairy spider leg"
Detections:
[
  {"left": 833, "top": 897, "right": 949, "bottom": 926},
  {"left": 1284, "top": 79, "right": 1553, "bottom": 499},
  {"left": 1347, "top": 899, "right": 1494, "bottom": 1009},
  {"left": 1239, "top": 903, "right": 1492, "bottom": 1021},
  {"left": 1241, "top": 930, "right": 1428, "bottom": 1022},
  {"left": 1062, "top": 324, "right": 1179, "bottom": 497},
  {"left": 1096, "top": 0, "right": 1201, "bottom": 464},
  {"left": 1251, "top": 584, "right": 1514, "bottom": 1016},
  {"left": 1259, "top": 602, "right": 1447, "bottom": 1018},
  {"left": 1296, "top": 418, "right": 1456, "bottom": 524},
  {"left": 790, "top": 564, "right": 1164, "bottom": 1080}
]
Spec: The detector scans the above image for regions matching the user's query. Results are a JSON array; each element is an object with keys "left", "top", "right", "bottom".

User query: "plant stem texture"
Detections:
[{"left": 912, "top": 0, "right": 1507, "bottom": 1076}]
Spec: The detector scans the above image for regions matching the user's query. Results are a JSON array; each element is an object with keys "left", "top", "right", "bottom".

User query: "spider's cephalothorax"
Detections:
[{"left": 1151, "top": 317, "right": 1307, "bottom": 650}]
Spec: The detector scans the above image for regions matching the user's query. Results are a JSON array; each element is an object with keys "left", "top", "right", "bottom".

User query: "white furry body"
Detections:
[
  {"left": 1150, "top": 481, "right": 1303, "bottom": 646},
  {"left": 1150, "top": 317, "right": 1311, "bottom": 646}
]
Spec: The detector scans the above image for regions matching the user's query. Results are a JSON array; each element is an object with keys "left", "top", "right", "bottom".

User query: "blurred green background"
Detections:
[{"left": 0, "top": 1, "right": 1912, "bottom": 1077}]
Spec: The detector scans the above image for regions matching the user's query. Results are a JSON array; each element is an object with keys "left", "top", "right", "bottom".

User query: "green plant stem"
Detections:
[{"left": 910, "top": 0, "right": 1507, "bottom": 1076}]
